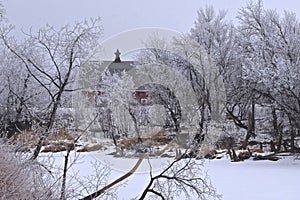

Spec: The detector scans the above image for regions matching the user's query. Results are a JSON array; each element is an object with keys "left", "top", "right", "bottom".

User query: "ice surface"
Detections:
[{"left": 50, "top": 151, "right": 300, "bottom": 200}]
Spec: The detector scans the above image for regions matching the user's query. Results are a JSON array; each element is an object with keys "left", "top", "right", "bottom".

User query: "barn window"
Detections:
[{"left": 141, "top": 98, "right": 148, "bottom": 104}]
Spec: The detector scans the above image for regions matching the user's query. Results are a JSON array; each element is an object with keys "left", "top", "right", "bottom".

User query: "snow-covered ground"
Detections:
[
  {"left": 49, "top": 151, "right": 300, "bottom": 200},
  {"left": 204, "top": 156, "right": 300, "bottom": 200}
]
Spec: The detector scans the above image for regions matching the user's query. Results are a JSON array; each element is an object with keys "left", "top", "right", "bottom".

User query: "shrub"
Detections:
[{"left": 0, "top": 139, "right": 57, "bottom": 199}]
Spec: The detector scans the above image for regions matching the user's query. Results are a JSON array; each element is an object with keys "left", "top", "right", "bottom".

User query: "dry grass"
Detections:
[
  {"left": 238, "top": 151, "right": 252, "bottom": 161},
  {"left": 42, "top": 143, "right": 68, "bottom": 153},
  {"left": 77, "top": 143, "right": 107, "bottom": 152},
  {"left": 47, "top": 128, "right": 78, "bottom": 141},
  {"left": 117, "top": 130, "right": 173, "bottom": 150},
  {"left": 12, "top": 128, "right": 78, "bottom": 152},
  {"left": 250, "top": 148, "right": 265, "bottom": 153},
  {"left": 42, "top": 140, "right": 75, "bottom": 153}
]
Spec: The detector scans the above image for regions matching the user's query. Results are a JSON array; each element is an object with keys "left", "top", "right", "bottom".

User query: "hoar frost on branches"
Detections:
[
  {"left": 0, "top": 140, "right": 58, "bottom": 199},
  {"left": 0, "top": 17, "right": 103, "bottom": 159}
]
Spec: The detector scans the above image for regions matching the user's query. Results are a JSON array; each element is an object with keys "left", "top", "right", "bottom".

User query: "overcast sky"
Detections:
[{"left": 3, "top": 0, "right": 299, "bottom": 40}]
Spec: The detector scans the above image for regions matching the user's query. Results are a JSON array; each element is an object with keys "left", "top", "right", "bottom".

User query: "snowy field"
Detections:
[
  {"left": 204, "top": 156, "right": 300, "bottom": 200},
  {"left": 48, "top": 151, "right": 300, "bottom": 200}
]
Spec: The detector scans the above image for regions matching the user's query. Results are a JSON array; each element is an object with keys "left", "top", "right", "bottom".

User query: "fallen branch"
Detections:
[
  {"left": 80, "top": 153, "right": 145, "bottom": 200},
  {"left": 253, "top": 154, "right": 280, "bottom": 161}
]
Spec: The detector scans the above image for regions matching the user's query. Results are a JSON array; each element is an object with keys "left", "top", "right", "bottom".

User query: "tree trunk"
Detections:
[
  {"left": 128, "top": 107, "right": 142, "bottom": 143},
  {"left": 194, "top": 102, "right": 205, "bottom": 144},
  {"left": 230, "top": 149, "right": 239, "bottom": 162},
  {"left": 242, "top": 99, "right": 255, "bottom": 149},
  {"left": 291, "top": 127, "right": 295, "bottom": 153},
  {"left": 276, "top": 131, "right": 282, "bottom": 153},
  {"left": 270, "top": 140, "right": 275, "bottom": 152},
  {"left": 30, "top": 99, "right": 60, "bottom": 160},
  {"left": 288, "top": 117, "right": 295, "bottom": 153},
  {"left": 194, "top": 81, "right": 206, "bottom": 144},
  {"left": 271, "top": 106, "right": 282, "bottom": 153}
]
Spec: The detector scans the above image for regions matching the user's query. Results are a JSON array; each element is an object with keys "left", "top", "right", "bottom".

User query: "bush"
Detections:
[{"left": 0, "top": 139, "right": 57, "bottom": 199}]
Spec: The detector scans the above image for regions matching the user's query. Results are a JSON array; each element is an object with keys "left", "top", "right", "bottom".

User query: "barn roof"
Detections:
[{"left": 107, "top": 61, "right": 134, "bottom": 74}]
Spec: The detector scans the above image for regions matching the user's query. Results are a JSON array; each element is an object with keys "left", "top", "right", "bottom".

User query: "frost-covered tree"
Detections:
[
  {"left": 133, "top": 33, "right": 226, "bottom": 152},
  {"left": 0, "top": 3, "right": 38, "bottom": 136},
  {"left": 238, "top": 0, "right": 300, "bottom": 151},
  {"left": 190, "top": 5, "right": 252, "bottom": 145},
  {"left": 0, "top": 48, "right": 41, "bottom": 137},
  {"left": 0, "top": 18, "right": 103, "bottom": 159}
]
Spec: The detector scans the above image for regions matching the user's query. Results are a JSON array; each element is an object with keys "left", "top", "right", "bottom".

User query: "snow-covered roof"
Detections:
[{"left": 107, "top": 60, "right": 134, "bottom": 74}]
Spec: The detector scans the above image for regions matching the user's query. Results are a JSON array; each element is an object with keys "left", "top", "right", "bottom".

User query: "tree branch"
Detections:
[{"left": 80, "top": 153, "right": 145, "bottom": 200}]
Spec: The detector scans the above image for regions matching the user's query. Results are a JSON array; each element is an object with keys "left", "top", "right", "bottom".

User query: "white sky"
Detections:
[{"left": 3, "top": 0, "right": 299, "bottom": 41}]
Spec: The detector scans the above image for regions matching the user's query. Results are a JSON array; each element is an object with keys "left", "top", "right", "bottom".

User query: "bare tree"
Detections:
[{"left": 139, "top": 154, "right": 221, "bottom": 200}]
